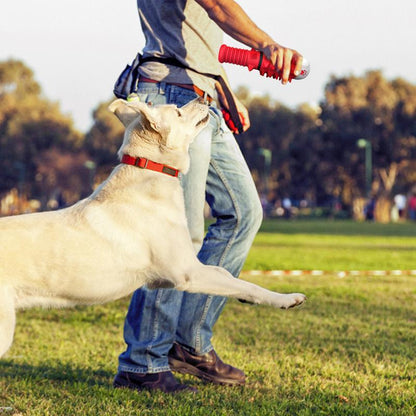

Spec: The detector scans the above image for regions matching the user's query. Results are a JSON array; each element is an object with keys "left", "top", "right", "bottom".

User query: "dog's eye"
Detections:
[{"left": 176, "top": 109, "right": 182, "bottom": 118}]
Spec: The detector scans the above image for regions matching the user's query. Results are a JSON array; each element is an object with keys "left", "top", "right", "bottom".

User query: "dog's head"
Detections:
[{"left": 109, "top": 98, "right": 210, "bottom": 173}]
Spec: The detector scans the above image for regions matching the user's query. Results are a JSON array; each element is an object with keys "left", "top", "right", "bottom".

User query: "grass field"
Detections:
[{"left": 1, "top": 220, "right": 415, "bottom": 415}]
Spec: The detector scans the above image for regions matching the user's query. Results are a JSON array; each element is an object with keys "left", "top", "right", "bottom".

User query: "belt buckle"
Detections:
[{"left": 135, "top": 158, "right": 149, "bottom": 169}]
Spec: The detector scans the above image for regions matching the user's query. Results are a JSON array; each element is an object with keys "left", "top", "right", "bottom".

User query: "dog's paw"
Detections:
[{"left": 280, "top": 293, "right": 306, "bottom": 309}]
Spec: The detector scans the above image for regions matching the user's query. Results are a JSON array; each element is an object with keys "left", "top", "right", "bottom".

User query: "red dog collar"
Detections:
[{"left": 121, "top": 154, "right": 180, "bottom": 178}]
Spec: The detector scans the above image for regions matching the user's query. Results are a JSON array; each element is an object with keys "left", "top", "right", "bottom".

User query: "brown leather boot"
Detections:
[
  {"left": 168, "top": 343, "right": 246, "bottom": 386},
  {"left": 113, "top": 370, "right": 198, "bottom": 394}
]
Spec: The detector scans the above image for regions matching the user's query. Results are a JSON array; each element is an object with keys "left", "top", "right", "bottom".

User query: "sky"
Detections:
[{"left": 1, "top": 0, "right": 416, "bottom": 132}]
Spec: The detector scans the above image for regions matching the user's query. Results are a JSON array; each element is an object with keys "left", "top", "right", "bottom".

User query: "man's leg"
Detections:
[
  {"left": 116, "top": 84, "right": 213, "bottom": 392},
  {"left": 170, "top": 108, "right": 263, "bottom": 384}
]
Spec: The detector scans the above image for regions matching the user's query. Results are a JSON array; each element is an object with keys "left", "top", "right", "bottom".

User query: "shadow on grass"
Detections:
[{"left": 0, "top": 360, "right": 112, "bottom": 387}]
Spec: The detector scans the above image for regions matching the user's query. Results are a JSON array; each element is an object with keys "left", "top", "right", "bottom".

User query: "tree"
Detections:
[
  {"left": 0, "top": 59, "right": 83, "bottom": 201},
  {"left": 84, "top": 99, "right": 125, "bottom": 178},
  {"left": 236, "top": 87, "right": 321, "bottom": 204},
  {"left": 237, "top": 88, "right": 294, "bottom": 197},
  {"left": 288, "top": 104, "right": 325, "bottom": 204},
  {"left": 320, "top": 71, "right": 416, "bottom": 219}
]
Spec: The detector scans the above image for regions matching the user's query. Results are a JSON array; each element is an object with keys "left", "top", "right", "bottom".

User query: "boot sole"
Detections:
[
  {"left": 113, "top": 372, "right": 198, "bottom": 394},
  {"left": 168, "top": 357, "right": 245, "bottom": 386}
]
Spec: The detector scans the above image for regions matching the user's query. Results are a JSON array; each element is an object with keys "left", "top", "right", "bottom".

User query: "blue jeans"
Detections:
[{"left": 118, "top": 81, "right": 263, "bottom": 374}]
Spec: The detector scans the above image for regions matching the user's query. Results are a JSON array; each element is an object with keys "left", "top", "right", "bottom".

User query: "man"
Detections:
[{"left": 114, "top": 0, "right": 303, "bottom": 393}]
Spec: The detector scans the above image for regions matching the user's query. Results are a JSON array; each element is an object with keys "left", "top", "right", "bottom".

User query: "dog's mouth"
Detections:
[{"left": 196, "top": 113, "right": 210, "bottom": 128}]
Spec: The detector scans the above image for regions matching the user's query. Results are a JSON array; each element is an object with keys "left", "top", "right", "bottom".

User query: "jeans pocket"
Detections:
[
  {"left": 136, "top": 84, "right": 167, "bottom": 105},
  {"left": 169, "top": 88, "right": 200, "bottom": 107}
]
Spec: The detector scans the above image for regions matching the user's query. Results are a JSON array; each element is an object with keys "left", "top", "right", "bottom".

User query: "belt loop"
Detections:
[{"left": 159, "top": 81, "right": 166, "bottom": 96}]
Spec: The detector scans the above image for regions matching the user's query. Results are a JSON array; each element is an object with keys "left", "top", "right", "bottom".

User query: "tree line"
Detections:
[{"left": 1, "top": 59, "right": 416, "bottom": 220}]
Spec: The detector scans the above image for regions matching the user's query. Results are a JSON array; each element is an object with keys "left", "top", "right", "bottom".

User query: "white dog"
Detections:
[{"left": 0, "top": 98, "right": 306, "bottom": 357}]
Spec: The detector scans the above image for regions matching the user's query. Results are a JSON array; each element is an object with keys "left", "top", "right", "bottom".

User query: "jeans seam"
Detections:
[
  {"left": 145, "top": 290, "right": 163, "bottom": 372},
  {"left": 118, "top": 364, "right": 171, "bottom": 375},
  {"left": 209, "top": 158, "right": 241, "bottom": 269},
  {"left": 192, "top": 112, "right": 223, "bottom": 353},
  {"left": 194, "top": 295, "right": 213, "bottom": 353},
  {"left": 192, "top": 155, "right": 241, "bottom": 353}
]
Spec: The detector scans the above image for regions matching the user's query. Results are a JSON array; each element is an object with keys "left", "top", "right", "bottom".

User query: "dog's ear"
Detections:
[
  {"left": 108, "top": 99, "right": 141, "bottom": 127},
  {"left": 109, "top": 99, "right": 161, "bottom": 131}
]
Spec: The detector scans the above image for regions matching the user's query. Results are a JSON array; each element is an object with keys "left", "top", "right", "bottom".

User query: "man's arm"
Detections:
[{"left": 195, "top": 0, "right": 302, "bottom": 85}]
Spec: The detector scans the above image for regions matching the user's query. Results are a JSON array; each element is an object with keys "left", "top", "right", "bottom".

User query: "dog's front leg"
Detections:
[
  {"left": 0, "top": 286, "right": 16, "bottom": 357},
  {"left": 181, "top": 265, "right": 306, "bottom": 309}
]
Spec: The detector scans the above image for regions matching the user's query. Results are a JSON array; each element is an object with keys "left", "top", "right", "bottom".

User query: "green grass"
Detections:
[
  {"left": 244, "top": 219, "right": 416, "bottom": 271},
  {"left": 1, "top": 220, "right": 415, "bottom": 415}
]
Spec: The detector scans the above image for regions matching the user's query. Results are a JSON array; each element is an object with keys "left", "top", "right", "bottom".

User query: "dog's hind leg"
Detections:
[
  {"left": 0, "top": 286, "right": 16, "bottom": 357},
  {"left": 181, "top": 264, "right": 306, "bottom": 309}
]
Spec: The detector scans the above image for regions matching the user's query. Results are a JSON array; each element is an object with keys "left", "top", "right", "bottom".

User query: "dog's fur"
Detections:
[{"left": 0, "top": 98, "right": 305, "bottom": 357}]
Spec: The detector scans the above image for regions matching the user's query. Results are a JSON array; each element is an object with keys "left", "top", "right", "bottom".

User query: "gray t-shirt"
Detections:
[{"left": 137, "top": 0, "right": 224, "bottom": 97}]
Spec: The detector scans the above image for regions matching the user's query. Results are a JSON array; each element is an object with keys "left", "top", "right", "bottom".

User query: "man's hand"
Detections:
[
  {"left": 195, "top": 0, "right": 303, "bottom": 85},
  {"left": 261, "top": 43, "right": 303, "bottom": 85}
]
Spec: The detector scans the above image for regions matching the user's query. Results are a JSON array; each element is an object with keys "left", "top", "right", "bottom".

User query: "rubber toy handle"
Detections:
[{"left": 218, "top": 45, "right": 310, "bottom": 81}]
